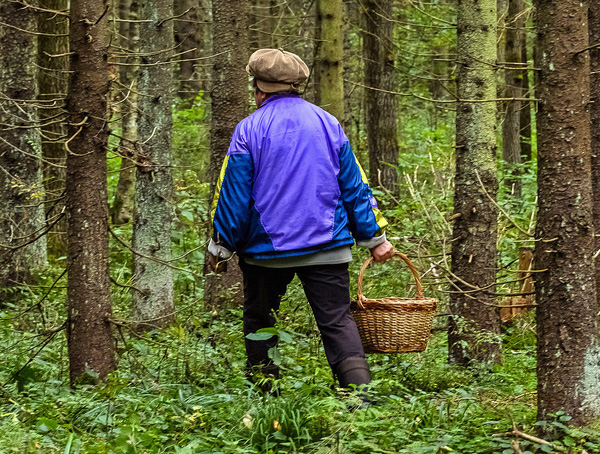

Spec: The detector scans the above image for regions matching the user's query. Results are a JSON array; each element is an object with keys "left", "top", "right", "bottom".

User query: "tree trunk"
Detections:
[
  {"left": 66, "top": 0, "right": 116, "bottom": 384},
  {"left": 343, "top": 0, "right": 358, "bottom": 142},
  {"left": 0, "top": 0, "right": 47, "bottom": 289},
  {"left": 314, "top": 0, "right": 344, "bottom": 121},
  {"left": 362, "top": 0, "right": 399, "bottom": 190},
  {"left": 38, "top": 0, "right": 69, "bottom": 257},
  {"left": 203, "top": 0, "right": 249, "bottom": 310},
  {"left": 132, "top": 0, "right": 176, "bottom": 329},
  {"left": 194, "top": 0, "right": 213, "bottom": 93},
  {"left": 590, "top": 1, "right": 600, "bottom": 310},
  {"left": 251, "top": 0, "right": 272, "bottom": 50},
  {"left": 174, "top": 0, "right": 201, "bottom": 100},
  {"left": 502, "top": 0, "right": 524, "bottom": 199},
  {"left": 534, "top": 0, "right": 600, "bottom": 426},
  {"left": 448, "top": 0, "right": 501, "bottom": 366},
  {"left": 520, "top": 26, "right": 532, "bottom": 162},
  {"left": 110, "top": 0, "right": 139, "bottom": 226}
]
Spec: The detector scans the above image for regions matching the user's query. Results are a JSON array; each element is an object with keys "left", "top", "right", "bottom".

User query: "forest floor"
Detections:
[{"left": 2, "top": 255, "right": 599, "bottom": 454}]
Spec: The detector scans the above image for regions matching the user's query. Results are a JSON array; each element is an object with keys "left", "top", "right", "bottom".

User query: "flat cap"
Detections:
[{"left": 246, "top": 48, "right": 309, "bottom": 93}]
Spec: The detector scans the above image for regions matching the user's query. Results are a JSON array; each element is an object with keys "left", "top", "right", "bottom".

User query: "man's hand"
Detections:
[
  {"left": 370, "top": 240, "right": 395, "bottom": 263},
  {"left": 207, "top": 253, "right": 228, "bottom": 274}
]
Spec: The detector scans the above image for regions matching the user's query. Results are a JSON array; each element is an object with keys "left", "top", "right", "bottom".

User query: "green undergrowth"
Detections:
[{"left": 1, "top": 279, "right": 597, "bottom": 454}]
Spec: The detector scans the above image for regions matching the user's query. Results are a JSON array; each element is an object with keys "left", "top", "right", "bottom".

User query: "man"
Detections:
[{"left": 208, "top": 49, "right": 394, "bottom": 395}]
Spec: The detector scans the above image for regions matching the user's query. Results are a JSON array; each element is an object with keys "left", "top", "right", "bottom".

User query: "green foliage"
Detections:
[
  {"left": 4, "top": 2, "right": 597, "bottom": 453},
  {"left": 3, "top": 278, "right": 597, "bottom": 454}
]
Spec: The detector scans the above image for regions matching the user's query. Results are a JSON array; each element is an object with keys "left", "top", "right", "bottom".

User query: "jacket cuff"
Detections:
[
  {"left": 208, "top": 238, "right": 233, "bottom": 259},
  {"left": 356, "top": 232, "right": 387, "bottom": 249}
]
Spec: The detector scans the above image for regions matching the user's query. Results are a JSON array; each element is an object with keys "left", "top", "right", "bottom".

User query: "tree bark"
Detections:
[
  {"left": 502, "top": 0, "right": 525, "bottom": 199},
  {"left": 520, "top": 25, "right": 532, "bottom": 162},
  {"left": 448, "top": 0, "right": 501, "bottom": 366},
  {"left": 66, "top": 0, "right": 116, "bottom": 384},
  {"left": 132, "top": 0, "right": 176, "bottom": 329},
  {"left": 0, "top": 0, "right": 47, "bottom": 289},
  {"left": 314, "top": 0, "right": 344, "bottom": 121},
  {"left": 534, "top": 0, "right": 600, "bottom": 426},
  {"left": 38, "top": 0, "right": 69, "bottom": 257},
  {"left": 362, "top": 0, "right": 399, "bottom": 190},
  {"left": 590, "top": 1, "right": 600, "bottom": 310},
  {"left": 110, "top": 0, "right": 139, "bottom": 226},
  {"left": 251, "top": 0, "right": 272, "bottom": 50},
  {"left": 203, "top": 0, "right": 249, "bottom": 310},
  {"left": 174, "top": 0, "right": 201, "bottom": 100}
]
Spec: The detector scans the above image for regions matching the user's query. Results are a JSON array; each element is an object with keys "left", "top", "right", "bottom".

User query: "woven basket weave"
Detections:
[{"left": 351, "top": 251, "right": 437, "bottom": 353}]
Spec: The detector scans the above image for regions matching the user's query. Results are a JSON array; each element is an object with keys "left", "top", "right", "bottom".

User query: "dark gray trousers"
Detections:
[{"left": 239, "top": 260, "right": 365, "bottom": 371}]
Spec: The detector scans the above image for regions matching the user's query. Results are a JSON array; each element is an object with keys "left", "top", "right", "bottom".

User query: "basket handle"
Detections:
[{"left": 356, "top": 251, "right": 424, "bottom": 307}]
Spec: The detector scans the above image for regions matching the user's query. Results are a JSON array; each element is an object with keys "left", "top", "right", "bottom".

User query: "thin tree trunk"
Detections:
[
  {"left": 132, "top": 0, "right": 175, "bottom": 329},
  {"left": 66, "top": 0, "right": 116, "bottom": 384},
  {"left": 38, "top": 0, "right": 69, "bottom": 257},
  {"left": 448, "top": 0, "right": 501, "bottom": 366},
  {"left": 203, "top": 0, "right": 249, "bottom": 310},
  {"left": 502, "top": 0, "right": 525, "bottom": 198},
  {"left": 362, "top": 0, "right": 399, "bottom": 190},
  {"left": 251, "top": 0, "right": 272, "bottom": 50},
  {"left": 0, "top": 0, "right": 47, "bottom": 289},
  {"left": 520, "top": 25, "right": 532, "bottom": 162},
  {"left": 110, "top": 0, "right": 139, "bottom": 226},
  {"left": 196, "top": 0, "right": 213, "bottom": 92},
  {"left": 314, "top": 0, "right": 344, "bottom": 121},
  {"left": 174, "top": 0, "right": 201, "bottom": 100},
  {"left": 534, "top": 0, "right": 600, "bottom": 426},
  {"left": 590, "top": 1, "right": 600, "bottom": 310},
  {"left": 343, "top": 0, "right": 358, "bottom": 142}
]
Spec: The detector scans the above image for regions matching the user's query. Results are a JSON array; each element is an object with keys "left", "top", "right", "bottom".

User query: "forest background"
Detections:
[{"left": 1, "top": 0, "right": 600, "bottom": 452}]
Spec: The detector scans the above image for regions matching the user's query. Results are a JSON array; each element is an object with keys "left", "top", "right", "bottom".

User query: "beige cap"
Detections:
[{"left": 246, "top": 48, "right": 309, "bottom": 93}]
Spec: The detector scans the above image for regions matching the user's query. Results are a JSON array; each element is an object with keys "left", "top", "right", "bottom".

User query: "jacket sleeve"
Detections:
[
  {"left": 210, "top": 124, "right": 254, "bottom": 252},
  {"left": 338, "top": 141, "right": 388, "bottom": 244}
]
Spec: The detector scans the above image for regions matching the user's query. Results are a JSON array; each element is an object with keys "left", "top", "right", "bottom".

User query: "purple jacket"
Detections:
[{"left": 211, "top": 94, "right": 387, "bottom": 259}]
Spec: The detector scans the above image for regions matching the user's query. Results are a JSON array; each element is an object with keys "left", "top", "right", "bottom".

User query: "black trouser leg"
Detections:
[
  {"left": 296, "top": 263, "right": 366, "bottom": 370},
  {"left": 239, "top": 259, "right": 295, "bottom": 368}
]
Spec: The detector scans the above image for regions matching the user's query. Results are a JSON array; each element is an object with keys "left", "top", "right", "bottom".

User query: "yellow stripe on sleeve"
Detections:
[
  {"left": 210, "top": 155, "right": 230, "bottom": 223},
  {"left": 353, "top": 155, "right": 388, "bottom": 234},
  {"left": 354, "top": 155, "right": 369, "bottom": 184}
]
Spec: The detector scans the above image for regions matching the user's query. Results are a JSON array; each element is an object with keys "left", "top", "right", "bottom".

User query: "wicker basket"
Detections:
[{"left": 351, "top": 251, "right": 437, "bottom": 353}]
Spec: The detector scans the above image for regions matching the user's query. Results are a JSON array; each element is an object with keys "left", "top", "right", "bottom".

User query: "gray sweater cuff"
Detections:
[{"left": 356, "top": 232, "right": 387, "bottom": 249}]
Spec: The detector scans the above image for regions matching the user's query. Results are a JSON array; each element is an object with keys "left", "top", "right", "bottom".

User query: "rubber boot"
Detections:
[
  {"left": 246, "top": 363, "right": 280, "bottom": 396},
  {"left": 335, "top": 357, "right": 372, "bottom": 408}
]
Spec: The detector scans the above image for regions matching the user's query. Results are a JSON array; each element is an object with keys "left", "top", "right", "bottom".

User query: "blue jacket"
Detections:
[{"left": 211, "top": 94, "right": 387, "bottom": 259}]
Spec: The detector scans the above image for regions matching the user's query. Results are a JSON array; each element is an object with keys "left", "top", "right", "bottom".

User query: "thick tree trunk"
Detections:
[
  {"left": 174, "top": 0, "right": 201, "bottom": 100},
  {"left": 38, "top": 0, "right": 69, "bottom": 257},
  {"left": 66, "top": 0, "right": 116, "bottom": 384},
  {"left": 448, "top": 0, "right": 501, "bottom": 366},
  {"left": 203, "top": 0, "right": 249, "bottom": 310},
  {"left": 502, "top": 0, "right": 524, "bottom": 199},
  {"left": 534, "top": 0, "right": 600, "bottom": 426},
  {"left": 0, "top": 1, "right": 47, "bottom": 289},
  {"left": 132, "top": 0, "right": 175, "bottom": 329},
  {"left": 590, "top": 1, "right": 600, "bottom": 309},
  {"left": 362, "top": 0, "right": 399, "bottom": 190},
  {"left": 110, "top": 0, "right": 139, "bottom": 226},
  {"left": 314, "top": 0, "right": 344, "bottom": 121}
]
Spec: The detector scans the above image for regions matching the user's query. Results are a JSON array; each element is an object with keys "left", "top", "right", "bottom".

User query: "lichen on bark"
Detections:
[
  {"left": 132, "top": 0, "right": 175, "bottom": 329},
  {"left": 448, "top": 0, "right": 501, "bottom": 366}
]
